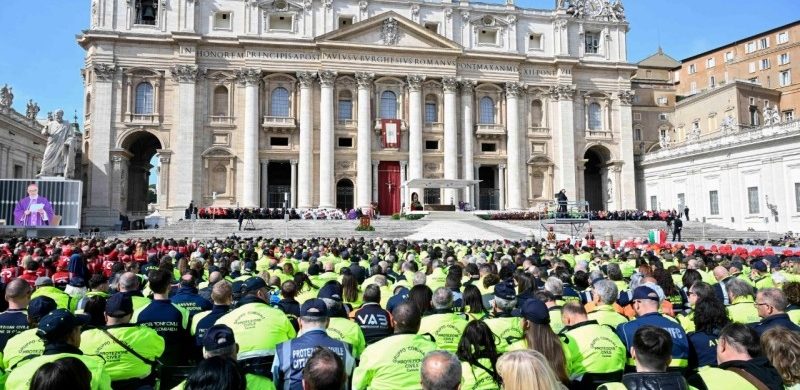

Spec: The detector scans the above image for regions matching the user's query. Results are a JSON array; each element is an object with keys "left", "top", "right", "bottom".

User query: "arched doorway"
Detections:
[
  {"left": 121, "top": 131, "right": 162, "bottom": 215},
  {"left": 336, "top": 179, "right": 354, "bottom": 211},
  {"left": 583, "top": 146, "right": 610, "bottom": 211}
]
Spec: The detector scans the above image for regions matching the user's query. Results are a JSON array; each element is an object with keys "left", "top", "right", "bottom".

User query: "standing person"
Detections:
[
  {"left": 13, "top": 183, "right": 54, "bottom": 226},
  {"left": 238, "top": 212, "right": 244, "bottom": 231},
  {"left": 272, "top": 298, "right": 355, "bottom": 390},
  {"left": 684, "top": 205, "right": 690, "bottom": 221},
  {"left": 420, "top": 351, "right": 462, "bottom": 390},
  {"left": 556, "top": 189, "right": 568, "bottom": 217},
  {"left": 131, "top": 268, "right": 191, "bottom": 366},
  {"left": 672, "top": 217, "right": 683, "bottom": 242}
]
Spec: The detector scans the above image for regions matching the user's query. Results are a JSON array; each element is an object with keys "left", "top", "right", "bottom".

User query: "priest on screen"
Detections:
[{"left": 13, "top": 183, "right": 54, "bottom": 226}]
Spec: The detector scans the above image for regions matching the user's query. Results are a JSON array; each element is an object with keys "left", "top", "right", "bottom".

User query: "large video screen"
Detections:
[{"left": 0, "top": 179, "right": 82, "bottom": 229}]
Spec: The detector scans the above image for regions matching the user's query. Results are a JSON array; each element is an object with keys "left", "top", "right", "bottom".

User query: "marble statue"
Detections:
[
  {"left": 25, "top": 100, "right": 40, "bottom": 120},
  {"left": 39, "top": 109, "right": 77, "bottom": 178},
  {"left": 0, "top": 85, "right": 13, "bottom": 108},
  {"left": 763, "top": 105, "right": 780, "bottom": 126}
]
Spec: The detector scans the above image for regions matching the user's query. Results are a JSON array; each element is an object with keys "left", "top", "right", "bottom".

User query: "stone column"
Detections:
[
  {"left": 407, "top": 74, "right": 425, "bottom": 199},
  {"left": 474, "top": 164, "right": 481, "bottom": 209},
  {"left": 318, "top": 70, "right": 337, "bottom": 208},
  {"left": 297, "top": 71, "right": 316, "bottom": 209},
  {"left": 110, "top": 150, "right": 133, "bottom": 215},
  {"left": 260, "top": 159, "right": 269, "bottom": 207},
  {"left": 355, "top": 72, "right": 374, "bottom": 209},
  {"left": 238, "top": 68, "right": 261, "bottom": 208},
  {"left": 505, "top": 82, "right": 523, "bottom": 209},
  {"left": 0, "top": 146, "right": 7, "bottom": 177},
  {"left": 171, "top": 65, "right": 199, "bottom": 210},
  {"left": 461, "top": 80, "right": 476, "bottom": 206},
  {"left": 400, "top": 160, "right": 408, "bottom": 210},
  {"left": 290, "top": 159, "right": 298, "bottom": 208},
  {"left": 551, "top": 84, "right": 577, "bottom": 201},
  {"left": 372, "top": 160, "right": 379, "bottom": 204},
  {"left": 87, "top": 63, "right": 115, "bottom": 222},
  {"left": 617, "top": 90, "right": 636, "bottom": 209},
  {"left": 443, "top": 77, "right": 459, "bottom": 204},
  {"left": 156, "top": 150, "right": 171, "bottom": 210},
  {"left": 498, "top": 164, "right": 506, "bottom": 210}
]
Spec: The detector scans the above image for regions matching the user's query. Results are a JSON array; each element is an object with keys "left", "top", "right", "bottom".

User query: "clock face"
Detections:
[{"left": 586, "top": 0, "right": 604, "bottom": 17}]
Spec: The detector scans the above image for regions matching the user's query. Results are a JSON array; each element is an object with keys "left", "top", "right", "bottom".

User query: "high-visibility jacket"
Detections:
[
  {"left": 6, "top": 352, "right": 112, "bottom": 390},
  {"left": 695, "top": 366, "right": 757, "bottom": 389},
  {"left": 460, "top": 358, "right": 501, "bottom": 390},
  {"left": 417, "top": 311, "right": 468, "bottom": 353},
  {"left": 214, "top": 296, "right": 295, "bottom": 361},
  {"left": 172, "top": 373, "right": 277, "bottom": 390},
  {"left": 588, "top": 305, "right": 628, "bottom": 328},
  {"left": 483, "top": 314, "right": 523, "bottom": 354},
  {"left": 80, "top": 324, "right": 165, "bottom": 382},
  {"left": 326, "top": 317, "right": 366, "bottom": 359},
  {"left": 352, "top": 333, "right": 437, "bottom": 390},
  {"left": 3, "top": 328, "right": 44, "bottom": 370},
  {"left": 727, "top": 297, "right": 760, "bottom": 324},
  {"left": 31, "top": 286, "right": 72, "bottom": 312},
  {"left": 561, "top": 320, "right": 626, "bottom": 379}
]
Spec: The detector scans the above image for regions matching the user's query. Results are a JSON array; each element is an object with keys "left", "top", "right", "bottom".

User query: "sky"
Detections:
[{"left": 0, "top": 0, "right": 798, "bottom": 125}]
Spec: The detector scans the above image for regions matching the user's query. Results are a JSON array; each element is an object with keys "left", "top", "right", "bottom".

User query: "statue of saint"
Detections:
[
  {"left": 0, "top": 85, "right": 13, "bottom": 108},
  {"left": 39, "top": 109, "right": 77, "bottom": 178},
  {"left": 25, "top": 100, "right": 40, "bottom": 120}
]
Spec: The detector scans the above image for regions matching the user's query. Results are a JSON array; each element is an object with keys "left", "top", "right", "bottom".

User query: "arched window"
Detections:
[
  {"left": 270, "top": 87, "right": 290, "bottom": 117},
  {"left": 134, "top": 82, "right": 154, "bottom": 114},
  {"left": 85, "top": 93, "right": 91, "bottom": 116},
  {"left": 424, "top": 94, "right": 438, "bottom": 123},
  {"left": 588, "top": 102, "right": 602, "bottom": 130},
  {"left": 479, "top": 96, "right": 494, "bottom": 124},
  {"left": 213, "top": 86, "right": 229, "bottom": 116},
  {"left": 338, "top": 90, "right": 353, "bottom": 120},
  {"left": 531, "top": 100, "right": 543, "bottom": 127},
  {"left": 380, "top": 90, "right": 397, "bottom": 119}
]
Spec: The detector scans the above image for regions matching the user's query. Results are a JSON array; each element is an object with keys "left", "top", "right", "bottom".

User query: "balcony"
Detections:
[
  {"left": 424, "top": 122, "right": 444, "bottom": 132},
  {"left": 373, "top": 119, "right": 407, "bottom": 134},
  {"left": 125, "top": 113, "right": 160, "bottom": 126},
  {"left": 475, "top": 123, "right": 506, "bottom": 139},
  {"left": 527, "top": 126, "right": 550, "bottom": 137},
  {"left": 586, "top": 130, "right": 613, "bottom": 139},
  {"left": 262, "top": 116, "right": 297, "bottom": 133},
  {"left": 209, "top": 116, "right": 235, "bottom": 127},
  {"left": 336, "top": 119, "right": 356, "bottom": 129}
]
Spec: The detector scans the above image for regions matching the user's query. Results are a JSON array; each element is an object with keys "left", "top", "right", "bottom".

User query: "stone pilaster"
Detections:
[
  {"left": 355, "top": 72, "right": 374, "bottom": 209},
  {"left": 318, "top": 70, "right": 337, "bottom": 208},
  {"left": 237, "top": 68, "right": 261, "bottom": 207},
  {"left": 296, "top": 71, "right": 316, "bottom": 208},
  {"left": 505, "top": 82, "right": 523, "bottom": 209},
  {"left": 461, "top": 80, "right": 476, "bottom": 206},
  {"left": 442, "top": 76, "right": 459, "bottom": 204}
]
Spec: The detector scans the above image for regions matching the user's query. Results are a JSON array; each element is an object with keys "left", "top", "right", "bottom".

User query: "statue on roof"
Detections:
[
  {"left": 25, "top": 99, "right": 40, "bottom": 121},
  {"left": 39, "top": 109, "right": 77, "bottom": 179},
  {"left": 0, "top": 84, "right": 13, "bottom": 108}
]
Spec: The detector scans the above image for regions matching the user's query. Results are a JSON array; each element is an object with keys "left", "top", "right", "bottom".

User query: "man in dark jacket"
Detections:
[
  {"left": 600, "top": 326, "right": 691, "bottom": 390},
  {"left": 751, "top": 288, "right": 800, "bottom": 335},
  {"left": 672, "top": 217, "right": 683, "bottom": 242}
]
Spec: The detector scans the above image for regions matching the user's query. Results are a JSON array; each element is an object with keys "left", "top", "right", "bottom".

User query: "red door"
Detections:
[{"left": 377, "top": 161, "right": 401, "bottom": 216}]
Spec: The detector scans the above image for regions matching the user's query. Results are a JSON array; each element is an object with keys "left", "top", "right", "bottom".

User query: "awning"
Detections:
[{"left": 402, "top": 179, "right": 481, "bottom": 189}]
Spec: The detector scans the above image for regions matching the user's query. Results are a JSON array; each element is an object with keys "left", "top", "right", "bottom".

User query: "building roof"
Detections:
[
  {"left": 680, "top": 19, "right": 800, "bottom": 62},
  {"left": 637, "top": 47, "right": 680, "bottom": 69}
]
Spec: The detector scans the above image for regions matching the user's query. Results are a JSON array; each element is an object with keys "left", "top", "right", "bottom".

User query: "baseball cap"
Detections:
[
  {"left": 632, "top": 286, "right": 660, "bottom": 302},
  {"left": 242, "top": 277, "right": 268, "bottom": 294},
  {"left": 37, "top": 309, "right": 90, "bottom": 341},
  {"left": 520, "top": 299, "right": 550, "bottom": 325},
  {"left": 203, "top": 324, "right": 236, "bottom": 352},
  {"left": 35, "top": 277, "right": 53, "bottom": 287},
  {"left": 493, "top": 280, "right": 517, "bottom": 301},
  {"left": 751, "top": 260, "right": 767, "bottom": 272},
  {"left": 318, "top": 282, "right": 343, "bottom": 301},
  {"left": 28, "top": 296, "right": 58, "bottom": 322},
  {"left": 105, "top": 293, "right": 133, "bottom": 318},
  {"left": 300, "top": 298, "right": 329, "bottom": 317},
  {"left": 68, "top": 277, "right": 86, "bottom": 288}
]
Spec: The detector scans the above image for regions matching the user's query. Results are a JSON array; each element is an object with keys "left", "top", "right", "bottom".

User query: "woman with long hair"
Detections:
[
  {"left": 293, "top": 272, "right": 319, "bottom": 304},
  {"left": 509, "top": 299, "right": 570, "bottom": 385},
  {"left": 688, "top": 283, "right": 730, "bottom": 369},
  {"left": 677, "top": 281, "right": 716, "bottom": 332},
  {"left": 408, "top": 284, "right": 433, "bottom": 314},
  {"left": 456, "top": 321, "right": 501, "bottom": 390},
  {"left": 462, "top": 284, "right": 488, "bottom": 320},
  {"left": 761, "top": 327, "right": 800, "bottom": 389},
  {"left": 340, "top": 269, "right": 362, "bottom": 309},
  {"left": 654, "top": 267, "right": 688, "bottom": 314},
  {"left": 496, "top": 350, "right": 567, "bottom": 390}
]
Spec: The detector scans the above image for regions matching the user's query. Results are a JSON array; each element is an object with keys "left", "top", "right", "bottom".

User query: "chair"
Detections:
[{"left": 50, "top": 215, "right": 62, "bottom": 226}]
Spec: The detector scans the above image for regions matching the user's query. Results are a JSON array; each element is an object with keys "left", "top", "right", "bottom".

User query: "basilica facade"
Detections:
[{"left": 79, "top": 0, "right": 636, "bottom": 227}]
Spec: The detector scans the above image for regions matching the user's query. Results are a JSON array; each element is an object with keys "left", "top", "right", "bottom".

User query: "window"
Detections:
[
  {"left": 657, "top": 97, "right": 668, "bottom": 106},
  {"left": 692, "top": 121, "right": 700, "bottom": 134},
  {"left": 796, "top": 183, "right": 800, "bottom": 212},
  {"left": 749, "top": 77, "right": 759, "bottom": 84},
  {"left": 481, "top": 143, "right": 497, "bottom": 152},
  {"left": 134, "top": 0, "right": 158, "bottom": 25},
  {"left": 528, "top": 33, "right": 543, "bottom": 51},
  {"left": 677, "top": 193, "right": 686, "bottom": 208},
  {"left": 338, "top": 16, "right": 354, "bottom": 28},
  {"left": 588, "top": 102, "right": 602, "bottom": 130},
  {"left": 659, "top": 113, "right": 668, "bottom": 121},
  {"left": 659, "top": 128, "right": 667, "bottom": 138},
  {"left": 478, "top": 29, "right": 498, "bottom": 45},
  {"left": 134, "top": 82, "right": 154, "bottom": 114},
  {"left": 725, "top": 51, "right": 734, "bottom": 62},
  {"left": 709, "top": 76, "right": 716, "bottom": 88},
  {"left": 747, "top": 187, "right": 760, "bottom": 214},
  {"left": 634, "top": 128, "right": 642, "bottom": 141},
  {"left": 13, "top": 165, "right": 23, "bottom": 179},
  {"left": 337, "top": 137, "right": 353, "bottom": 148},
  {"left": 688, "top": 64, "right": 697, "bottom": 74},
  {"left": 760, "top": 58, "right": 770, "bottom": 70},
  {"left": 270, "top": 87, "right": 290, "bottom": 117},
  {"left": 585, "top": 32, "right": 600, "bottom": 54},
  {"left": 379, "top": 91, "right": 397, "bottom": 119},
  {"left": 777, "top": 31, "right": 789, "bottom": 44},
  {"left": 690, "top": 81, "right": 697, "bottom": 94},
  {"left": 709, "top": 190, "right": 719, "bottom": 215},
  {"left": 707, "top": 57, "right": 716, "bottom": 68},
  {"left": 424, "top": 188, "right": 441, "bottom": 205},
  {"left": 270, "top": 137, "right": 289, "bottom": 147},
  {"left": 214, "top": 12, "right": 232, "bottom": 30},
  {"left": 424, "top": 22, "right": 439, "bottom": 34},
  {"left": 212, "top": 86, "right": 229, "bottom": 116},
  {"left": 269, "top": 14, "right": 293, "bottom": 31},
  {"left": 780, "top": 70, "right": 791, "bottom": 86},
  {"left": 759, "top": 37, "right": 769, "bottom": 49},
  {"left": 425, "top": 140, "right": 439, "bottom": 150},
  {"left": 784, "top": 110, "right": 795, "bottom": 122},
  {"left": 424, "top": 95, "right": 438, "bottom": 124},
  {"left": 750, "top": 106, "right": 760, "bottom": 126},
  {"left": 338, "top": 90, "right": 353, "bottom": 121},
  {"left": 745, "top": 41, "right": 756, "bottom": 53},
  {"left": 530, "top": 100, "right": 543, "bottom": 127},
  {"left": 779, "top": 53, "right": 790, "bottom": 65},
  {"left": 478, "top": 97, "right": 494, "bottom": 124},
  {"left": 748, "top": 62, "right": 756, "bottom": 73},
  {"left": 650, "top": 196, "right": 658, "bottom": 210},
  {"left": 633, "top": 112, "right": 641, "bottom": 120}
]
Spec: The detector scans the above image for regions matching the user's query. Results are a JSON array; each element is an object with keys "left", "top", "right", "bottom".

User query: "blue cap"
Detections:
[
  {"left": 493, "top": 280, "right": 517, "bottom": 301},
  {"left": 751, "top": 260, "right": 767, "bottom": 272},
  {"left": 318, "top": 282, "right": 343, "bottom": 301},
  {"left": 300, "top": 298, "right": 329, "bottom": 317},
  {"left": 68, "top": 277, "right": 86, "bottom": 288},
  {"left": 520, "top": 299, "right": 549, "bottom": 325},
  {"left": 28, "top": 296, "right": 57, "bottom": 322},
  {"left": 243, "top": 277, "right": 267, "bottom": 293},
  {"left": 203, "top": 324, "right": 236, "bottom": 352},
  {"left": 631, "top": 286, "right": 660, "bottom": 302},
  {"left": 37, "top": 309, "right": 89, "bottom": 340},
  {"left": 105, "top": 293, "right": 133, "bottom": 318}
]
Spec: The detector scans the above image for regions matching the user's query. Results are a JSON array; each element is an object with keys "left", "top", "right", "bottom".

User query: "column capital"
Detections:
[
  {"left": 93, "top": 63, "right": 117, "bottom": 82},
  {"left": 498, "top": 163, "right": 506, "bottom": 169},
  {"left": 460, "top": 79, "right": 476, "bottom": 95},
  {"left": 290, "top": 159, "right": 299, "bottom": 165},
  {"left": 260, "top": 159, "right": 270, "bottom": 164},
  {"left": 617, "top": 90, "right": 635, "bottom": 105},
  {"left": 406, "top": 74, "right": 426, "bottom": 91},
  {"left": 548, "top": 84, "right": 577, "bottom": 100},
  {"left": 296, "top": 71, "right": 317, "bottom": 88},
  {"left": 505, "top": 82, "right": 523, "bottom": 98},
  {"left": 355, "top": 72, "right": 375, "bottom": 89},
  {"left": 372, "top": 160, "right": 380, "bottom": 166},
  {"left": 442, "top": 76, "right": 459, "bottom": 93},
  {"left": 171, "top": 64, "right": 200, "bottom": 83},
  {"left": 235, "top": 68, "right": 262, "bottom": 86},
  {"left": 318, "top": 70, "right": 338, "bottom": 87},
  {"left": 400, "top": 160, "right": 408, "bottom": 168}
]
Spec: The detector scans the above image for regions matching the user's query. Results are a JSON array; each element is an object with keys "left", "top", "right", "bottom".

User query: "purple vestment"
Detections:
[{"left": 13, "top": 196, "right": 55, "bottom": 226}]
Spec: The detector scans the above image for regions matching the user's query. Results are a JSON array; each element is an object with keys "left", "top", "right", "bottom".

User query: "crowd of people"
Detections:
[
  {"left": 481, "top": 208, "right": 690, "bottom": 222},
  {"left": 196, "top": 208, "right": 350, "bottom": 221},
  {"left": 0, "top": 234, "right": 798, "bottom": 389}
]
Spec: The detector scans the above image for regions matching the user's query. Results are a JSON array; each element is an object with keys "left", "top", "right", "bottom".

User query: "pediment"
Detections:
[{"left": 317, "top": 11, "right": 462, "bottom": 52}]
